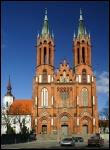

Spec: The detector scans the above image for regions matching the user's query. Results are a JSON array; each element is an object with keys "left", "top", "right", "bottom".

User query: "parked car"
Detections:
[
  {"left": 88, "top": 134, "right": 104, "bottom": 147},
  {"left": 72, "top": 136, "right": 84, "bottom": 142},
  {"left": 59, "top": 137, "right": 75, "bottom": 146}
]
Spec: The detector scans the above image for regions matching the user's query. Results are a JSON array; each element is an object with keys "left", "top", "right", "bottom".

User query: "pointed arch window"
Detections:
[
  {"left": 82, "top": 69, "right": 87, "bottom": 83},
  {"left": 41, "top": 88, "right": 48, "bottom": 107},
  {"left": 42, "top": 69, "right": 47, "bottom": 83},
  {"left": 44, "top": 47, "right": 47, "bottom": 64},
  {"left": 77, "top": 48, "right": 80, "bottom": 64},
  {"left": 82, "top": 47, "right": 85, "bottom": 63},
  {"left": 39, "top": 48, "right": 41, "bottom": 65},
  {"left": 81, "top": 88, "right": 88, "bottom": 107},
  {"left": 49, "top": 48, "right": 51, "bottom": 64},
  {"left": 6, "top": 101, "right": 8, "bottom": 107}
]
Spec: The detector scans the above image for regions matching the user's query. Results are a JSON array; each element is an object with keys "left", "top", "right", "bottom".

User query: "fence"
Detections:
[{"left": 1, "top": 133, "right": 36, "bottom": 145}]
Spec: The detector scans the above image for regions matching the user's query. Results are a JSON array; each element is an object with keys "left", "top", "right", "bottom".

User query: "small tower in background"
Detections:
[{"left": 3, "top": 76, "right": 15, "bottom": 109}]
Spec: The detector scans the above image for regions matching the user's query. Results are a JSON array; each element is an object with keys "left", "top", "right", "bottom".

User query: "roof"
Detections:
[
  {"left": 8, "top": 99, "right": 33, "bottom": 115},
  {"left": 99, "top": 119, "right": 109, "bottom": 127}
]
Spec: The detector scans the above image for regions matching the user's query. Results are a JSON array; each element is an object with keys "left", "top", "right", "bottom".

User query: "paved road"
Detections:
[{"left": 1, "top": 140, "right": 109, "bottom": 149}]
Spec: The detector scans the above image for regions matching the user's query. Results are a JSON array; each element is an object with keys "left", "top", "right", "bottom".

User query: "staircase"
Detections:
[{"left": 37, "top": 134, "right": 58, "bottom": 140}]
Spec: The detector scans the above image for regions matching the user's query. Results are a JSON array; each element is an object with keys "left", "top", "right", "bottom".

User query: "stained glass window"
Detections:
[
  {"left": 81, "top": 88, "right": 88, "bottom": 106},
  {"left": 60, "top": 91, "right": 69, "bottom": 100}
]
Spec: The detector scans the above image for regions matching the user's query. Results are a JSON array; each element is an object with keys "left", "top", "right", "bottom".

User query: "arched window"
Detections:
[
  {"left": 81, "top": 88, "right": 88, "bottom": 106},
  {"left": 49, "top": 48, "right": 51, "bottom": 64},
  {"left": 82, "top": 47, "right": 85, "bottom": 63},
  {"left": 82, "top": 69, "right": 87, "bottom": 83},
  {"left": 44, "top": 47, "right": 47, "bottom": 64},
  {"left": 44, "top": 40, "right": 47, "bottom": 44},
  {"left": 41, "top": 88, "right": 48, "bottom": 107},
  {"left": 6, "top": 101, "right": 8, "bottom": 107},
  {"left": 77, "top": 48, "right": 80, "bottom": 64},
  {"left": 61, "top": 116, "right": 68, "bottom": 121},
  {"left": 39, "top": 48, "right": 41, "bottom": 65},
  {"left": 42, "top": 69, "right": 47, "bottom": 83}
]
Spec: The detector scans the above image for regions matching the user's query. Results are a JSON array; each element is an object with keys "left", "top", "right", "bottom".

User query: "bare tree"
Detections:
[
  {"left": 1, "top": 103, "right": 31, "bottom": 134},
  {"left": 1, "top": 106, "right": 15, "bottom": 134}
]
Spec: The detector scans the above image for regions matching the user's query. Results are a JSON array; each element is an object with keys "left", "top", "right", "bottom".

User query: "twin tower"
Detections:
[
  {"left": 33, "top": 9, "right": 99, "bottom": 135},
  {"left": 36, "top": 9, "right": 91, "bottom": 71}
]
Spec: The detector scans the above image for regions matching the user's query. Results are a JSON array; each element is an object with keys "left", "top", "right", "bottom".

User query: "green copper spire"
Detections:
[
  {"left": 78, "top": 9, "right": 85, "bottom": 36},
  {"left": 41, "top": 8, "right": 50, "bottom": 37},
  {"left": 6, "top": 76, "right": 12, "bottom": 96}
]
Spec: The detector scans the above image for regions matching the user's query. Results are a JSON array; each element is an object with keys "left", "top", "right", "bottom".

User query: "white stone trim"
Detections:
[
  {"left": 76, "top": 76, "right": 78, "bottom": 82},
  {"left": 87, "top": 75, "right": 90, "bottom": 83},
  {"left": 93, "top": 118, "right": 95, "bottom": 126},
  {"left": 35, "top": 118, "right": 37, "bottom": 125},
  {"left": 51, "top": 118, "right": 53, "bottom": 126},
  {"left": 39, "top": 75, "right": 42, "bottom": 83},
  {"left": 93, "top": 96, "right": 95, "bottom": 105},
  {"left": 48, "top": 75, "right": 51, "bottom": 83},
  {"left": 36, "top": 76, "right": 38, "bottom": 82},
  {"left": 77, "top": 118, "right": 79, "bottom": 126},
  {"left": 35, "top": 96, "right": 37, "bottom": 105},
  {"left": 51, "top": 76, "right": 53, "bottom": 82},
  {"left": 92, "top": 76, "right": 94, "bottom": 82},
  {"left": 79, "top": 75, "right": 81, "bottom": 83}
]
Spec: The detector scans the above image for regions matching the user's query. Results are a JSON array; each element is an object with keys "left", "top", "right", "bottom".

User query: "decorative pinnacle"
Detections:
[
  {"left": 85, "top": 28, "right": 87, "bottom": 35},
  {"left": 37, "top": 32, "right": 39, "bottom": 38},
  {"left": 79, "top": 8, "right": 83, "bottom": 20},
  {"left": 52, "top": 30, "right": 54, "bottom": 39},
  {"left": 89, "top": 32, "right": 90, "bottom": 38},
  {"left": 74, "top": 31, "right": 76, "bottom": 38}
]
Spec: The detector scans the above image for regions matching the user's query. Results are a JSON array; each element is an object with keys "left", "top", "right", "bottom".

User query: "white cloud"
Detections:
[{"left": 96, "top": 71, "right": 109, "bottom": 95}]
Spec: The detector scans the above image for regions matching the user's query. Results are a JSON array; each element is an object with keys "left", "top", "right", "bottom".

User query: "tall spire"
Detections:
[
  {"left": 6, "top": 76, "right": 12, "bottom": 96},
  {"left": 41, "top": 8, "right": 50, "bottom": 37},
  {"left": 78, "top": 9, "right": 85, "bottom": 36}
]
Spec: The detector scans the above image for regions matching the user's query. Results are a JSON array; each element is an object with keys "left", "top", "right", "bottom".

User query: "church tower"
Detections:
[
  {"left": 3, "top": 76, "right": 14, "bottom": 110},
  {"left": 36, "top": 9, "right": 55, "bottom": 79},
  {"left": 32, "top": 9, "right": 55, "bottom": 133},
  {"left": 73, "top": 9, "right": 99, "bottom": 134},
  {"left": 73, "top": 9, "right": 91, "bottom": 68}
]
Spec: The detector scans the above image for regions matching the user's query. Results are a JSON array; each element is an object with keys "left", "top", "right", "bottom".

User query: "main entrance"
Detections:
[
  {"left": 82, "top": 125, "right": 88, "bottom": 134},
  {"left": 42, "top": 125, "right": 47, "bottom": 134},
  {"left": 61, "top": 125, "right": 68, "bottom": 136}
]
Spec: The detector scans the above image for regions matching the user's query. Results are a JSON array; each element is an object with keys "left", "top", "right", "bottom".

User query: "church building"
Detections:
[{"left": 2, "top": 9, "right": 99, "bottom": 136}]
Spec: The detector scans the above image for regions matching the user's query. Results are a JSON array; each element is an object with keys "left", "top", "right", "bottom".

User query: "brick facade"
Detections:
[{"left": 32, "top": 10, "right": 99, "bottom": 136}]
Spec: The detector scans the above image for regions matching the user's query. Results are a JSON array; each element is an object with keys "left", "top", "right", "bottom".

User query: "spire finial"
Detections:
[
  {"left": 79, "top": 8, "right": 83, "bottom": 20},
  {"left": 6, "top": 75, "right": 12, "bottom": 96},
  {"left": 7, "top": 75, "right": 11, "bottom": 89},
  {"left": 44, "top": 8, "right": 48, "bottom": 20}
]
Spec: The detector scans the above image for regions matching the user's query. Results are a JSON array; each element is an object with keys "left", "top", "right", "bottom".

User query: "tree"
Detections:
[
  {"left": 1, "top": 106, "right": 15, "bottom": 134},
  {"left": 9, "top": 103, "right": 31, "bottom": 134},
  {"left": 1, "top": 103, "right": 31, "bottom": 135},
  {"left": 99, "top": 100, "right": 109, "bottom": 120}
]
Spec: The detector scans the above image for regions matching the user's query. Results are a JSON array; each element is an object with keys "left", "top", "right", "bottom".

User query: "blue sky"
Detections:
[{"left": 1, "top": 1, "right": 109, "bottom": 112}]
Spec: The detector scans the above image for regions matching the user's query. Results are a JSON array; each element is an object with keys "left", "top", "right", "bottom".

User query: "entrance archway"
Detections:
[
  {"left": 82, "top": 125, "right": 88, "bottom": 135},
  {"left": 61, "top": 125, "right": 68, "bottom": 136},
  {"left": 42, "top": 125, "right": 47, "bottom": 134}
]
